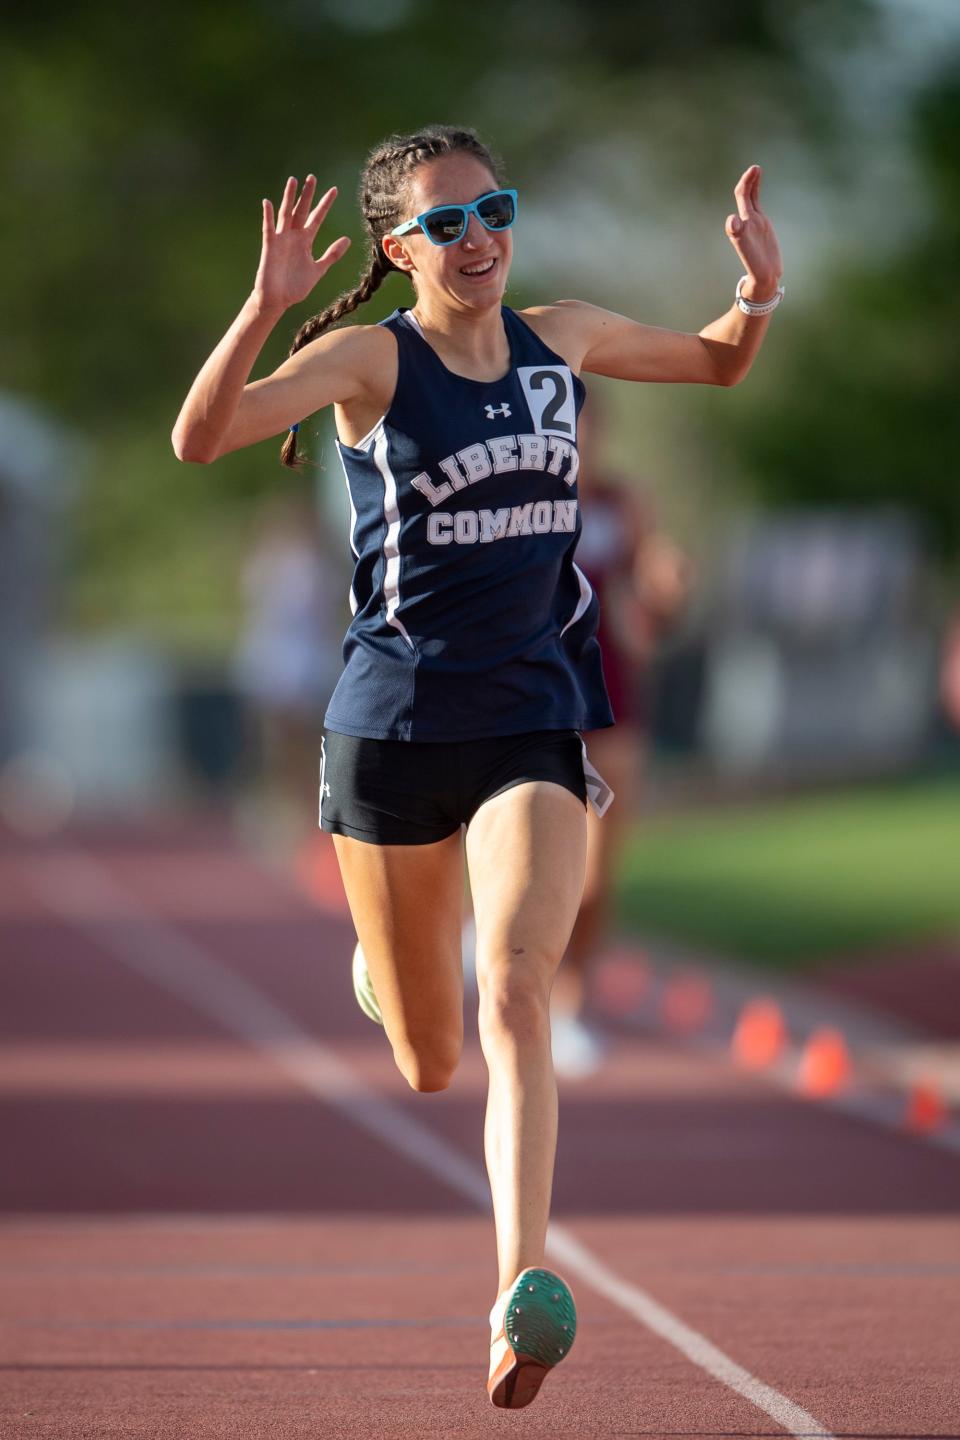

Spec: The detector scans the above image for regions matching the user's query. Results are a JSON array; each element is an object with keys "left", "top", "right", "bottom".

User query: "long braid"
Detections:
[{"left": 281, "top": 124, "right": 505, "bottom": 469}]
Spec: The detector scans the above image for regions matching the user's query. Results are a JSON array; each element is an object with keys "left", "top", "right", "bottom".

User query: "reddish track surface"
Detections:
[
  {"left": 2, "top": 816, "right": 959, "bottom": 1438},
  {"left": 816, "top": 940, "right": 960, "bottom": 1040}
]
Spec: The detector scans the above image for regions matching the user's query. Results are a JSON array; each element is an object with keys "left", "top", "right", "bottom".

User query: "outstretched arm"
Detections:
[
  {"left": 549, "top": 164, "right": 783, "bottom": 387},
  {"left": 171, "top": 176, "right": 355, "bottom": 463}
]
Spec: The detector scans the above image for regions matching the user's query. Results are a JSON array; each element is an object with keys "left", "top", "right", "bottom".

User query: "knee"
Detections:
[
  {"left": 392, "top": 1035, "right": 461, "bottom": 1093},
  {"left": 405, "top": 1067, "right": 455, "bottom": 1094},
  {"left": 478, "top": 958, "right": 553, "bottom": 1043}
]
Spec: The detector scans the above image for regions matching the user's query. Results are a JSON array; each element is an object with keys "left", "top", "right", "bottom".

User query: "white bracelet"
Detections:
[{"left": 735, "top": 274, "right": 785, "bottom": 315}]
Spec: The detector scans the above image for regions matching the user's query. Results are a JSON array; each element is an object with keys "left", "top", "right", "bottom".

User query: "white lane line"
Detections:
[
  {"left": 27, "top": 851, "right": 835, "bottom": 1440},
  {"left": 546, "top": 1227, "right": 832, "bottom": 1439},
  {"left": 28, "top": 853, "right": 489, "bottom": 1211}
]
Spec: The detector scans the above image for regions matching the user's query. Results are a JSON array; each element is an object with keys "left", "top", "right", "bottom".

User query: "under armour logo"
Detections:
[
  {"left": 484, "top": 402, "right": 511, "bottom": 420},
  {"left": 322, "top": 782, "right": 331, "bottom": 798}
]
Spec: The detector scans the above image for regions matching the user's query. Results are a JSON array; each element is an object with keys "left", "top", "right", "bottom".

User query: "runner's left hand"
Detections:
[{"left": 724, "top": 165, "right": 783, "bottom": 293}]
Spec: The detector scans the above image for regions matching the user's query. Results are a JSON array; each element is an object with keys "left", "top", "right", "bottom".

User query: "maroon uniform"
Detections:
[{"left": 575, "top": 477, "right": 647, "bottom": 728}]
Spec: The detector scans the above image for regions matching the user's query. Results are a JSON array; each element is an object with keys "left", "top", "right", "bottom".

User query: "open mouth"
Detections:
[{"left": 460, "top": 257, "right": 497, "bottom": 277}]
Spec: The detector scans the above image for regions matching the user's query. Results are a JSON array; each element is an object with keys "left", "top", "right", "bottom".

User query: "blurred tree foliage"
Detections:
[
  {"left": 717, "top": 64, "right": 960, "bottom": 560},
  {"left": 0, "top": 0, "right": 953, "bottom": 651}
]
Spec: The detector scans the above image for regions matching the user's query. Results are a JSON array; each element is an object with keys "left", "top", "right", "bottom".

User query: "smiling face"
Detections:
[{"left": 381, "top": 152, "right": 513, "bottom": 313}]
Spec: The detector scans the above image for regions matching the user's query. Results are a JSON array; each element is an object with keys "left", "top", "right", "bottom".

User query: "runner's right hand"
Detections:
[{"left": 253, "top": 175, "right": 352, "bottom": 313}]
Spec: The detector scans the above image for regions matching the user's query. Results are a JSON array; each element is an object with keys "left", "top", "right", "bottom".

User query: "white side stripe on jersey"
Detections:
[
  {"left": 560, "top": 561, "right": 593, "bottom": 636},
  {"left": 349, "top": 411, "right": 388, "bottom": 452},
  {"left": 372, "top": 426, "right": 415, "bottom": 652},
  {"left": 334, "top": 439, "right": 362, "bottom": 617}
]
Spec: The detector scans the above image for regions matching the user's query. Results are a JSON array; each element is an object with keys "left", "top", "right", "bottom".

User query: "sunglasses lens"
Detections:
[
  {"left": 477, "top": 192, "right": 515, "bottom": 229},
  {"left": 423, "top": 207, "right": 467, "bottom": 244}
]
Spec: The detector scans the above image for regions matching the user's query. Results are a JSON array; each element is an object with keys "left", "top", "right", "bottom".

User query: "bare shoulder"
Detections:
[
  {"left": 293, "top": 319, "right": 398, "bottom": 411},
  {"left": 513, "top": 300, "right": 604, "bottom": 374},
  {"left": 322, "top": 321, "right": 399, "bottom": 446},
  {"left": 297, "top": 318, "right": 396, "bottom": 373}
]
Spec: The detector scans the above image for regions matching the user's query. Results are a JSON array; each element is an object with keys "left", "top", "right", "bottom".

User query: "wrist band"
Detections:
[
  {"left": 289, "top": 423, "right": 299, "bottom": 433},
  {"left": 735, "top": 274, "right": 785, "bottom": 315}
]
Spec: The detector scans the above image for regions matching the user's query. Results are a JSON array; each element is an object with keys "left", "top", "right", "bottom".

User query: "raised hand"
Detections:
[
  {"left": 724, "top": 165, "right": 783, "bottom": 294},
  {"left": 253, "top": 175, "right": 352, "bottom": 313}
]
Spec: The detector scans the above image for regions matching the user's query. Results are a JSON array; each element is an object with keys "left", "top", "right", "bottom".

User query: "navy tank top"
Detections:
[{"left": 324, "top": 303, "right": 614, "bottom": 741}]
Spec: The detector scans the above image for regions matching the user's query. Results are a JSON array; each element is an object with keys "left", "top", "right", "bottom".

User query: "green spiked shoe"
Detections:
[
  {"left": 487, "top": 1266, "right": 577, "bottom": 1409},
  {"left": 352, "top": 941, "right": 383, "bottom": 1026}
]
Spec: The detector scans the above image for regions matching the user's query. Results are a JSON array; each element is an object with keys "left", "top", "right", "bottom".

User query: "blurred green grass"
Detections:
[{"left": 615, "top": 774, "right": 960, "bottom": 969}]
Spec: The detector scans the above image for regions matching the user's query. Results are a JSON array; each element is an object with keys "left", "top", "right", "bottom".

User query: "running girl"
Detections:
[{"left": 172, "top": 124, "right": 783, "bottom": 1409}]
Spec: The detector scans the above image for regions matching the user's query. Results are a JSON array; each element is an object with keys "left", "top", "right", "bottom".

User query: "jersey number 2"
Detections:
[{"left": 518, "top": 365, "right": 577, "bottom": 438}]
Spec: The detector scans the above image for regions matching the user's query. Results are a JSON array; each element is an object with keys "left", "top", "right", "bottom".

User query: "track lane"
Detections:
[{"left": 2, "top": 820, "right": 959, "bottom": 1437}]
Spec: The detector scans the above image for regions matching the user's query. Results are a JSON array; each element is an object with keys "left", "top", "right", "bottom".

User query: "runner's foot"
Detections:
[{"left": 487, "top": 1266, "right": 577, "bottom": 1408}]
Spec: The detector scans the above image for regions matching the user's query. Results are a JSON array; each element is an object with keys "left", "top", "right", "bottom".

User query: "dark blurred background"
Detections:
[{"left": 2, "top": 0, "right": 958, "bottom": 977}]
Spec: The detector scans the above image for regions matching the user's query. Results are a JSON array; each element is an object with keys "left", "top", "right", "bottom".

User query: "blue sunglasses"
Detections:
[{"left": 389, "top": 188, "right": 518, "bottom": 247}]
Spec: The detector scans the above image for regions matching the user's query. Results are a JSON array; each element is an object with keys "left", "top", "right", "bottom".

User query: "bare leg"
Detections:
[
  {"left": 465, "top": 782, "right": 587, "bottom": 1292},
  {"left": 332, "top": 830, "right": 465, "bottom": 1092}
]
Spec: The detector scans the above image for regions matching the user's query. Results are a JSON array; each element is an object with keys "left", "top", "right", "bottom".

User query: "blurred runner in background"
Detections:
[
  {"left": 233, "top": 490, "right": 343, "bottom": 855},
  {"left": 550, "top": 388, "right": 695, "bottom": 1076},
  {"left": 940, "top": 607, "right": 960, "bottom": 734}
]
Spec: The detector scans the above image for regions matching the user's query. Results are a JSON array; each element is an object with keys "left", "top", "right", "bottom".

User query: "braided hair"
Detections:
[{"left": 280, "top": 124, "right": 506, "bottom": 468}]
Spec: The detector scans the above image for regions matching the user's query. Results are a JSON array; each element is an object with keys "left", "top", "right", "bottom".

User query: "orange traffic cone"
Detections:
[
  {"left": 659, "top": 970, "right": 714, "bottom": 1035},
  {"left": 797, "top": 1028, "right": 851, "bottom": 1097},
  {"left": 732, "top": 998, "right": 787, "bottom": 1069},
  {"left": 904, "top": 1082, "right": 948, "bottom": 1134}
]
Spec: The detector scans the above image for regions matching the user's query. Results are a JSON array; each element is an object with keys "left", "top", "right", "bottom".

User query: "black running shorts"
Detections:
[{"left": 318, "top": 728, "right": 588, "bottom": 846}]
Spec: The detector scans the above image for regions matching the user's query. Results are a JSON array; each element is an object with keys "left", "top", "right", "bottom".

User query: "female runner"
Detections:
[{"left": 172, "top": 124, "right": 783, "bottom": 1409}]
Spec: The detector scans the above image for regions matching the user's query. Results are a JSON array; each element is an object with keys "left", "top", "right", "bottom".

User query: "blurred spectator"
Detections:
[
  {"left": 232, "top": 491, "right": 343, "bottom": 853},
  {"left": 0, "top": 393, "right": 76, "bottom": 768},
  {"left": 941, "top": 609, "right": 960, "bottom": 734},
  {"left": 702, "top": 509, "right": 936, "bottom": 776}
]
